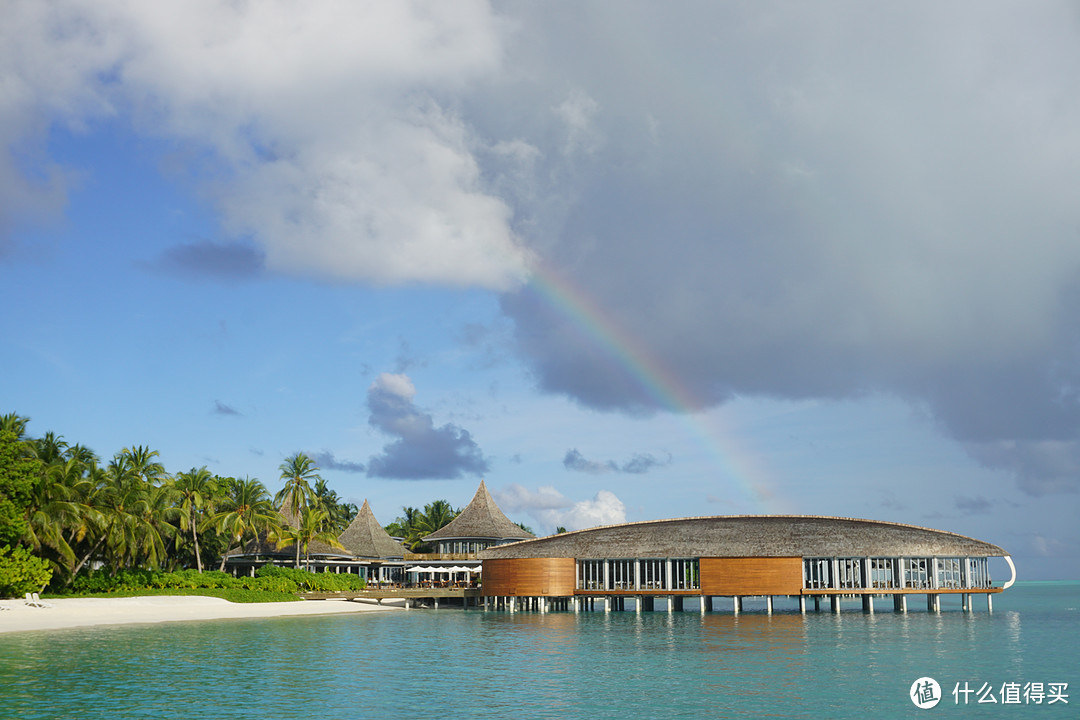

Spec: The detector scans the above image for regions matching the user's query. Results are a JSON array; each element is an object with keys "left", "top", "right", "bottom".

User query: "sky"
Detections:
[{"left": 2, "top": 1, "right": 1078, "bottom": 580}]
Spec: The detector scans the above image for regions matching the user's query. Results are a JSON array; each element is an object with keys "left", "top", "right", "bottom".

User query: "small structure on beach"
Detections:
[{"left": 477, "top": 515, "right": 1015, "bottom": 614}]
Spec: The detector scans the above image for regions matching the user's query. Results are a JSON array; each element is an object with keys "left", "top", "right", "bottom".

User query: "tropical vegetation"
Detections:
[
  {"left": 385, "top": 500, "right": 462, "bottom": 552},
  {"left": 0, "top": 413, "right": 376, "bottom": 598}
]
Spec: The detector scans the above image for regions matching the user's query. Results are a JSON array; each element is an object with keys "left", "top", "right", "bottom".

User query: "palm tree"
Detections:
[
  {"left": 22, "top": 456, "right": 90, "bottom": 580},
  {"left": 0, "top": 413, "right": 29, "bottom": 439},
  {"left": 275, "top": 453, "right": 320, "bottom": 518},
  {"left": 29, "top": 432, "right": 68, "bottom": 465},
  {"left": 418, "top": 500, "right": 458, "bottom": 536},
  {"left": 210, "top": 476, "right": 280, "bottom": 571},
  {"left": 94, "top": 452, "right": 169, "bottom": 572},
  {"left": 273, "top": 506, "right": 344, "bottom": 570},
  {"left": 120, "top": 445, "right": 167, "bottom": 486},
  {"left": 274, "top": 453, "right": 321, "bottom": 568},
  {"left": 173, "top": 467, "right": 215, "bottom": 572},
  {"left": 311, "top": 478, "right": 355, "bottom": 533}
]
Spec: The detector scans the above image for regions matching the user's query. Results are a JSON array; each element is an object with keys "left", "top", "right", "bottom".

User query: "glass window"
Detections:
[
  {"left": 577, "top": 560, "right": 604, "bottom": 590},
  {"left": 937, "top": 558, "right": 963, "bottom": 589},
  {"left": 903, "top": 558, "right": 930, "bottom": 589},
  {"left": 670, "top": 559, "right": 699, "bottom": 590},
  {"left": 608, "top": 559, "right": 635, "bottom": 589},
  {"left": 638, "top": 559, "right": 666, "bottom": 589},
  {"left": 837, "top": 558, "right": 863, "bottom": 589},
  {"left": 869, "top": 558, "right": 896, "bottom": 589},
  {"left": 803, "top": 558, "right": 832, "bottom": 589},
  {"left": 967, "top": 558, "right": 990, "bottom": 588}
]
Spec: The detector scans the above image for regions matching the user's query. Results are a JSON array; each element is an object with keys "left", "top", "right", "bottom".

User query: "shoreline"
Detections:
[{"left": 0, "top": 594, "right": 405, "bottom": 634}]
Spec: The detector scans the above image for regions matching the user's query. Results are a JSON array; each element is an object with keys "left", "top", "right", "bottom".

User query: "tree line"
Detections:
[{"left": 0, "top": 412, "right": 469, "bottom": 596}]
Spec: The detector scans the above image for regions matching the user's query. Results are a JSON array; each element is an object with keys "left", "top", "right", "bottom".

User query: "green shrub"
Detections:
[
  {"left": 239, "top": 574, "right": 298, "bottom": 593},
  {"left": 0, "top": 544, "right": 53, "bottom": 598},
  {"left": 256, "top": 565, "right": 365, "bottom": 592},
  {"left": 67, "top": 565, "right": 365, "bottom": 596}
]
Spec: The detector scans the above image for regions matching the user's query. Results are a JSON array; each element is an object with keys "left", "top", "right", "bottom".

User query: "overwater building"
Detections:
[{"left": 478, "top": 515, "right": 1015, "bottom": 613}]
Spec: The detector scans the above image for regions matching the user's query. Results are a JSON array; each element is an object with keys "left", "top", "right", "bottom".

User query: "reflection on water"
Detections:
[{"left": 0, "top": 583, "right": 1076, "bottom": 720}]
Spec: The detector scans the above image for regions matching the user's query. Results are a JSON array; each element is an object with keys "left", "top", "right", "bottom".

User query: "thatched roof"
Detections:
[
  {"left": 478, "top": 515, "right": 1008, "bottom": 560},
  {"left": 225, "top": 490, "right": 350, "bottom": 559},
  {"left": 337, "top": 499, "right": 407, "bottom": 559},
  {"left": 423, "top": 480, "right": 534, "bottom": 542}
]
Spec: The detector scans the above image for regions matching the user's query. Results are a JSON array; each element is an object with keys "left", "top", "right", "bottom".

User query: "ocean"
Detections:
[{"left": 0, "top": 581, "right": 1075, "bottom": 719}]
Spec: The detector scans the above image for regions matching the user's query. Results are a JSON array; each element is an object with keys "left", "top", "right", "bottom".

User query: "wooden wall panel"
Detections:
[
  {"left": 482, "top": 558, "right": 576, "bottom": 597},
  {"left": 699, "top": 557, "right": 803, "bottom": 596}
]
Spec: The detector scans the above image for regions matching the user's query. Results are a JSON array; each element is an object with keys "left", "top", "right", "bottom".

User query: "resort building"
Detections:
[
  {"left": 224, "top": 498, "right": 408, "bottom": 583},
  {"left": 398, "top": 480, "right": 533, "bottom": 589},
  {"left": 478, "top": 515, "right": 1015, "bottom": 613},
  {"left": 421, "top": 480, "right": 533, "bottom": 555}
]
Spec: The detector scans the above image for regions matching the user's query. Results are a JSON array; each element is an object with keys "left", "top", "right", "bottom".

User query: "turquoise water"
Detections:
[{"left": 0, "top": 582, "right": 1075, "bottom": 719}]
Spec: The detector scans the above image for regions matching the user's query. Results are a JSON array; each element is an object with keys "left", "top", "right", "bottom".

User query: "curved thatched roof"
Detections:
[
  {"left": 338, "top": 500, "right": 407, "bottom": 559},
  {"left": 423, "top": 480, "right": 534, "bottom": 542},
  {"left": 478, "top": 515, "right": 1007, "bottom": 560}
]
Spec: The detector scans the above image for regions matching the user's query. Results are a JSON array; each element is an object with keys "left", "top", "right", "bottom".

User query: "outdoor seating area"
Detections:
[{"left": 406, "top": 565, "right": 481, "bottom": 589}]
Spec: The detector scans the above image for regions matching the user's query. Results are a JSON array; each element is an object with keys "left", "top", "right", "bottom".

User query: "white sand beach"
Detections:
[{"left": 0, "top": 595, "right": 404, "bottom": 634}]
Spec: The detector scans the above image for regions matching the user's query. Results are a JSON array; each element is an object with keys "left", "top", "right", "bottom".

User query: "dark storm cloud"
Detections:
[
  {"left": 310, "top": 450, "right": 365, "bottom": 474},
  {"left": 365, "top": 373, "right": 488, "bottom": 480},
  {"left": 155, "top": 240, "right": 265, "bottom": 280},
  {"left": 563, "top": 448, "right": 671, "bottom": 475},
  {"left": 487, "top": 3, "right": 1080, "bottom": 495},
  {"left": 966, "top": 441, "right": 1080, "bottom": 497}
]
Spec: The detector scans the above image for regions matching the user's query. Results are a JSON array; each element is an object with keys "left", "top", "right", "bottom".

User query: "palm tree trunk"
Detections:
[
  {"left": 191, "top": 510, "right": 203, "bottom": 573},
  {"left": 69, "top": 534, "right": 107, "bottom": 583},
  {"left": 218, "top": 538, "right": 238, "bottom": 572}
]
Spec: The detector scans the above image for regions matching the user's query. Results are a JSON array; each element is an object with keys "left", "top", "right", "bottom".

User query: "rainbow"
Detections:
[{"left": 524, "top": 259, "right": 786, "bottom": 513}]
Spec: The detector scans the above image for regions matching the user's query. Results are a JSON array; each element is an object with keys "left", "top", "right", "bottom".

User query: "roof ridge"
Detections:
[{"left": 422, "top": 481, "right": 533, "bottom": 541}]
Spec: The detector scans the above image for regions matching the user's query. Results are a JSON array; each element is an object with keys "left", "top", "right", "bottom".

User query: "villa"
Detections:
[{"left": 478, "top": 514, "right": 1015, "bottom": 613}]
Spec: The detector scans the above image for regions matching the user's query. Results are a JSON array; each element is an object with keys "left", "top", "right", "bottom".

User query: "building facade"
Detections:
[{"left": 478, "top": 515, "right": 1014, "bottom": 613}]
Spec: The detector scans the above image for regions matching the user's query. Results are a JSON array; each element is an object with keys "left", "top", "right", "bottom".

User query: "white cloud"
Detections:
[
  {"left": 370, "top": 373, "right": 416, "bottom": 402},
  {"left": 2, "top": 0, "right": 531, "bottom": 288},
  {"left": 495, "top": 483, "right": 626, "bottom": 532}
]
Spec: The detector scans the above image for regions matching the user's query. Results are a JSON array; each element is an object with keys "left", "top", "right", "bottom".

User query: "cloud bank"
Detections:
[
  {"left": 492, "top": 3, "right": 1080, "bottom": 496},
  {"left": 7, "top": 3, "right": 1080, "bottom": 497},
  {"left": 563, "top": 448, "right": 671, "bottom": 475},
  {"left": 310, "top": 450, "right": 365, "bottom": 475},
  {"left": 365, "top": 373, "right": 488, "bottom": 480},
  {"left": 2, "top": 0, "right": 530, "bottom": 288}
]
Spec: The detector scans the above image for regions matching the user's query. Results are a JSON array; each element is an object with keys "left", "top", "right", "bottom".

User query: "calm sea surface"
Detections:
[{"left": 0, "top": 581, "right": 1075, "bottom": 719}]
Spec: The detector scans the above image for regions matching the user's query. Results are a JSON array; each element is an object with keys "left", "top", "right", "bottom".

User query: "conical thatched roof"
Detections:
[
  {"left": 423, "top": 480, "right": 533, "bottom": 542},
  {"left": 337, "top": 499, "right": 407, "bottom": 559}
]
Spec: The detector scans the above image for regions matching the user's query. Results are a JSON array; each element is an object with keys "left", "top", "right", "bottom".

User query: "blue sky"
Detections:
[{"left": 2, "top": 1, "right": 1078, "bottom": 579}]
